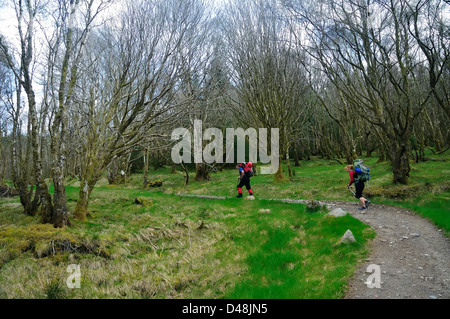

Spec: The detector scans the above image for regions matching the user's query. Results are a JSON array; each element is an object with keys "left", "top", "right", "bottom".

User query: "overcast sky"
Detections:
[{"left": 0, "top": 0, "right": 228, "bottom": 46}]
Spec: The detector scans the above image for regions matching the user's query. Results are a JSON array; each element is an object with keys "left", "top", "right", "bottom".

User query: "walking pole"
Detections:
[{"left": 348, "top": 186, "right": 356, "bottom": 196}]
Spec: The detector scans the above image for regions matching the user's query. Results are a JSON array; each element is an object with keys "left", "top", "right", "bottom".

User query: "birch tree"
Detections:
[
  {"left": 39, "top": 0, "right": 112, "bottom": 227},
  {"left": 0, "top": 0, "right": 52, "bottom": 216}
]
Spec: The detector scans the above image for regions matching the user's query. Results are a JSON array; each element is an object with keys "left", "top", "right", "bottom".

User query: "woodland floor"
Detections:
[
  {"left": 2, "top": 156, "right": 449, "bottom": 299},
  {"left": 181, "top": 195, "right": 450, "bottom": 299}
]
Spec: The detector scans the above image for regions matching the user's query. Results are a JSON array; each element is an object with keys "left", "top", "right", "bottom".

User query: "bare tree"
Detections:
[
  {"left": 37, "top": 0, "right": 113, "bottom": 227},
  {"left": 286, "top": 0, "right": 442, "bottom": 183},
  {"left": 0, "top": 0, "right": 53, "bottom": 215},
  {"left": 223, "top": 0, "right": 310, "bottom": 180},
  {"left": 407, "top": 0, "right": 449, "bottom": 148},
  {"left": 407, "top": 0, "right": 449, "bottom": 121},
  {"left": 0, "top": 44, "right": 13, "bottom": 186}
]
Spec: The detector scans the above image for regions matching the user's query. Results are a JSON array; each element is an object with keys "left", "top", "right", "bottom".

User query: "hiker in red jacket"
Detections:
[
  {"left": 346, "top": 165, "right": 370, "bottom": 210},
  {"left": 236, "top": 162, "right": 254, "bottom": 198}
]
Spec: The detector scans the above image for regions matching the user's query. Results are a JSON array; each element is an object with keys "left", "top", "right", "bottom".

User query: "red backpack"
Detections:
[{"left": 241, "top": 162, "right": 253, "bottom": 177}]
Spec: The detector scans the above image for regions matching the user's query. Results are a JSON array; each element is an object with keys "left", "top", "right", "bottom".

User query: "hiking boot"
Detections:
[
  {"left": 236, "top": 194, "right": 243, "bottom": 198},
  {"left": 365, "top": 200, "right": 371, "bottom": 209},
  {"left": 358, "top": 206, "right": 366, "bottom": 211}
]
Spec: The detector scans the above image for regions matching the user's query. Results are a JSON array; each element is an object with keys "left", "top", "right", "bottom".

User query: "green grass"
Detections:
[
  {"left": 0, "top": 150, "right": 448, "bottom": 298},
  {"left": 134, "top": 150, "right": 449, "bottom": 234},
  {"left": 225, "top": 201, "right": 373, "bottom": 299},
  {"left": 0, "top": 188, "right": 373, "bottom": 299}
]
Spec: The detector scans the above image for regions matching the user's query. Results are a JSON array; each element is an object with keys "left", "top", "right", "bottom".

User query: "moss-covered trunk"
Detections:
[
  {"left": 74, "top": 179, "right": 95, "bottom": 221},
  {"left": 274, "top": 156, "right": 284, "bottom": 182},
  {"left": 390, "top": 136, "right": 411, "bottom": 185}
]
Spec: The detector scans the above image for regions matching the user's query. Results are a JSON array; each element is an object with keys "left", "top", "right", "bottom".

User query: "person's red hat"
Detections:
[{"left": 247, "top": 162, "right": 252, "bottom": 167}]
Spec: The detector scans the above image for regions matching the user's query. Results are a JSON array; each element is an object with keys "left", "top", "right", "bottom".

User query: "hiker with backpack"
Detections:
[
  {"left": 346, "top": 159, "right": 370, "bottom": 210},
  {"left": 236, "top": 162, "right": 254, "bottom": 198}
]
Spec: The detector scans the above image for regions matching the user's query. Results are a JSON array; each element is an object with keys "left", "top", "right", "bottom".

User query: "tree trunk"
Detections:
[
  {"left": 286, "top": 148, "right": 292, "bottom": 177},
  {"left": 274, "top": 156, "right": 284, "bottom": 182},
  {"left": 252, "top": 163, "right": 257, "bottom": 176},
  {"left": 293, "top": 146, "right": 300, "bottom": 167},
  {"left": 143, "top": 148, "right": 149, "bottom": 188},
  {"left": 419, "top": 131, "right": 426, "bottom": 162},
  {"left": 74, "top": 179, "right": 95, "bottom": 221},
  {"left": 181, "top": 163, "right": 189, "bottom": 185},
  {"left": 28, "top": 89, "right": 53, "bottom": 218},
  {"left": 107, "top": 159, "right": 118, "bottom": 184},
  {"left": 434, "top": 124, "right": 445, "bottom": 152},
  {"left": 391, "top": 139, "right": 411, "bottom": 184},
  {"left": 195, "top": 163, "right": 210, "bottom": 181},
  {"left": 17, "top": 182, "right": 33, "bottom": 216},
  {"left": 52, "top": 162, "right": 69, "bottom": 228},
  {"left": 53, "top": 186, "right": 69, "bottom": 227},
  {"left": 39, "top": 184, "right": 54, "bottom": 224}
]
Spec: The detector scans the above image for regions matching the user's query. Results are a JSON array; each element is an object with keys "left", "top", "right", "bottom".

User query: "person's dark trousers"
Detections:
[{"left": 237, "top": 177, "right": 253, "bottom": 196}]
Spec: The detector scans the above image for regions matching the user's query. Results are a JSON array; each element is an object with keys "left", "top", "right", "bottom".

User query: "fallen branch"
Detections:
[{"left": 437, "top": 147, "right": 449, "bottom": 155}]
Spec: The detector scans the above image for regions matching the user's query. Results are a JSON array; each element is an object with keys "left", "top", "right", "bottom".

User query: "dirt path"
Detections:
[
  {"left": 177, "top": 194, "right": 450, "bottom": 299},
  {"left": 327, "top": 201, "right": 450, "bottom": 299}
]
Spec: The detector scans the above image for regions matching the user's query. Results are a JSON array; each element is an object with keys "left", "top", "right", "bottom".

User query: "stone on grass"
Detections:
[
  {"left": 259, "top": 209, "right": 271, "bottom": 214},
  {"left": 306, "top": 200, "right": 325, "bottom": 213},
  {"left": 328, "top": 208, "right": 348, "bottom": 217},
  {"left": 245, "top": 195, "right": 255, "bottom": 201},
  {"left": 339, "top": 229, "right": 356, "bottom": 244}
]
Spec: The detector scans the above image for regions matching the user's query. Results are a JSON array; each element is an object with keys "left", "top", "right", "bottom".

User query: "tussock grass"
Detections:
[{"left": 0, "top": 191, "right": 373, "bottom": 299}]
